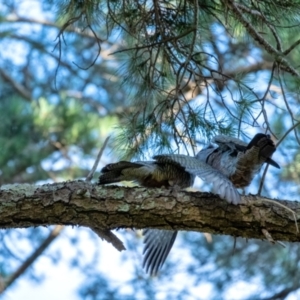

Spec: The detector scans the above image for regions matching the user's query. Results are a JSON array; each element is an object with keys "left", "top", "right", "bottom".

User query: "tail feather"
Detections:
[
  {"left": 99, "top": 161, "right": 145, "bottom": 184},
  {"left": 98, "top": 170, "right": 125, "bottom": 184},
  {"left": 101, "top": 161, "right": 144, "bottom": 172}
]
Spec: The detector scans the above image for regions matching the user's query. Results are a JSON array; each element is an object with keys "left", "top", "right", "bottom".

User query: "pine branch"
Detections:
[
  {"left": 0, "top": 181, "right": 299, "bottom": 243},
  {"left": 225, "top": 0, "right": 300, "bottom": 77}
]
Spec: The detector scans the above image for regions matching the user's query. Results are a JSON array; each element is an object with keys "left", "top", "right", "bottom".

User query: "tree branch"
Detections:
[
  {"left": 0, "top": 69, "right": 32, "bottom": 101},
  {"left": 0, "top": 225, "right": 63, "bottom": 294},
  {"left": 225, "top": 0, "right": 300, "bottom": 77},
  {"left": 0, "top": 181, "right": 299, "bottom": 245}
]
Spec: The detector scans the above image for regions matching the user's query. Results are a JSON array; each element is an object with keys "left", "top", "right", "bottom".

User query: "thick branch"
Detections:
[{"left": 0, "top": 181, "right": 299, "bottom": 243}]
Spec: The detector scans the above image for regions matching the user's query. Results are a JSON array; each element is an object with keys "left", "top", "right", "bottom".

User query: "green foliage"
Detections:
[
  {"left": 0, "top": 96, "right": 117, "bottom": 184},
  {"left": 114, "top": 104, "right": 234, "bottom": 159}
]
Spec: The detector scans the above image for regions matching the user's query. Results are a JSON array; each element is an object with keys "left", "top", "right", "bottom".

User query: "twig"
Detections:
[
  {"left": 235, "top": 3, "right": 282, "bottom": 51},
  {"left": 262, "top": 228, "right": 275, "bottom": 243},
  {"left": 283, "top": 38, "right": 300, "bottom": 55},
  {"left": 262, "top": 228, "right": 286, "bottom": 248},
  {"left": 0, "top": 225, "right": 64, "bottom": 294},
  {"left": 86, "top": 136, "right": 126, "bottom": 251},
  {"left": 257, "top": 163, "right": 269, "bottom": 196},
  {"left": 276, "top": 121, "right": 300, "bottom": 148},
  {"left": 225, "top": 0, "right": 300, "bottom": 77},
  {"left": 86, "top": 136, "right": 110, "bottom": 182},
  {"left": 0, "top": 69, "right": 32, "bottom": 102},
  {"left": 53, "top": 14, "right": 82, "bottom": 89},
  {"left": 278, "top": 69, "right": 300, "bottom": 145},
  {"left": 258, "top": 118, "right": 300, "bottom": 197},
  {"left": 232, "top": 237, "right": 237, "bottom": 255},
  {"left": 72, "top": 23, "right": 102, "bottom": 70},
  {"left": 91, "top": 227, "right": 126, "bottom": 252}
]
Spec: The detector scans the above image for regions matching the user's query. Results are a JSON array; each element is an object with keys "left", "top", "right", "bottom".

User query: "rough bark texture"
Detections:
[{"left": 0, "top": 181, "right": 299, "bottom": 243}]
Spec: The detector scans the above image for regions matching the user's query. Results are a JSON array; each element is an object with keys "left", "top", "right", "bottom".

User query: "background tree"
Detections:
[{"left": 1, "top": 0, "right": 300, "bottom": 299}]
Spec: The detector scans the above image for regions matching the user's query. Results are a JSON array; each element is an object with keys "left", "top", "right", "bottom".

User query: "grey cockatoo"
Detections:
[{"left": 98, "top": 133, "right": 279, "bottom": 275}]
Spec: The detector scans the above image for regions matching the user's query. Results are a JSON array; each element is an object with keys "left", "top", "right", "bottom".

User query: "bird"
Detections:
[
  {"left": 98, "top": 153, "right": 241, "bottom": 275},
  {"left": 98, "top": 133, "right": 279, "bottom": 275},
  {"left": 142, "top": 133, "right": 279, "bottom": 275}
]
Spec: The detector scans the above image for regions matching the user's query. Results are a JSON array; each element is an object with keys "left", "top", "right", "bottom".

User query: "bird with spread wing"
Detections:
[{"left": 98, "top": 133, "right": 279, "bottom": 275}]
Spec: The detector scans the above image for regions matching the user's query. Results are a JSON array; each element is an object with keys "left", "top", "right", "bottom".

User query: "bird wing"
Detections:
[
  {"left": 143, "top": 229, "right": 177, "bottom": 275},
  {"left": 195, "top": 146, "right": 216, "bottom": 163},
  {"left": 212, "top": 135, "right": 248, "bottom": 148},
  {"left": 154, "top": 155, "right": 241, "bottom": 205}
]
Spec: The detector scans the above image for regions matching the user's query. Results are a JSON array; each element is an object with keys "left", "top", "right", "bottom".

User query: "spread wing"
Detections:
[{"left": 154, "top": 155, "right": 241, "bottom": 205}]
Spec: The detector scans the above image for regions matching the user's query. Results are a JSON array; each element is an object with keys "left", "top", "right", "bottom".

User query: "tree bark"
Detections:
[{"left": 0, "top": 181, "right": 299, "bottom": 243}]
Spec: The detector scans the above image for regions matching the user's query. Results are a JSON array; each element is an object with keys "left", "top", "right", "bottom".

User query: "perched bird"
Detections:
[{"left": 98, "top": 133, "right": 279, "bottom": 275}]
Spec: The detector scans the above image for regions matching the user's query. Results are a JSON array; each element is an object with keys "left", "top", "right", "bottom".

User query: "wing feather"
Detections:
[{"left": 143, "top": 229, "right": 177, "bottom": 275}]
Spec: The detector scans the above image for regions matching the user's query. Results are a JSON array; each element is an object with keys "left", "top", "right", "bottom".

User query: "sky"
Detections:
[{"left": 2, "top": 227, "right": 214, "bottom": 300}]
